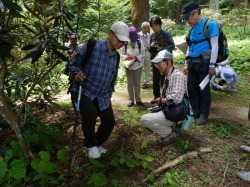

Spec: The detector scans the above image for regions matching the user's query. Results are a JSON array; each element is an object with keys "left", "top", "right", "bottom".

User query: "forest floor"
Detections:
[
  {"left": 1, "top": 73, "right": 249, "bottom": 186},
  {"left": 49, "top": 72, "right": 250, "bottom": 186}
]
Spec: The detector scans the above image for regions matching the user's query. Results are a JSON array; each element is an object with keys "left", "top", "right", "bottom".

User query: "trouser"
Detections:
[
  {"left": 125, "top": 67, "right": 142, "bottom": 102},
  {"left": 141, "top": 51, "right": 151, "bottom": 85},
  {"left": 79, "top": 95, "right": 115, "bottom": 148},
  {"left": 187, "top": 60, "right": 211, "bottom": 117},
  {"left": 141, "top": 111, "right": 175, "bottom": 138},
  {"left": 152, "top": 64, "right": 165, "bottom": 98}
]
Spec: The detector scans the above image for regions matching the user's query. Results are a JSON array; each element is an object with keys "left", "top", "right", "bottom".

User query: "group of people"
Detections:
[{"left": 66, "top": 1, "right": 239, "bottom": 160}]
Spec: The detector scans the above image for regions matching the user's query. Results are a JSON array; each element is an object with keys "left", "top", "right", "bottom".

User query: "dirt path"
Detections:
[{"left": 111, "top": 90, "right": 249, "bottom": 125}]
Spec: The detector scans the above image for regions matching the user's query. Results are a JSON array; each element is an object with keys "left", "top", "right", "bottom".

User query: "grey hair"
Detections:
[{"left": 141, "top": 21, "right": 150, "bottom": 28}]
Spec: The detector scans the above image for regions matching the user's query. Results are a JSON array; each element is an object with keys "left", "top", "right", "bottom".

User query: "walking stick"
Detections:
[{"left": 65, "top": 83, "right": 83, "bottom": 179}]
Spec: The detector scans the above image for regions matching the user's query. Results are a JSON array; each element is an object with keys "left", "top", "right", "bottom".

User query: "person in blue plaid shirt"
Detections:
[{"left": 68, "top": 21, "right": 130, "bottom": 159}]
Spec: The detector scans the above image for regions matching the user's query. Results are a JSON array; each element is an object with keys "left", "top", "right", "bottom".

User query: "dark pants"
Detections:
[
  {"left": 187, "top": 61, "right": 211, "bottom": 118},
  {"left": 79, "top": 95, "right": 115, "bottom": 148},
  {"left": 152, "top": 64, "right": 165, "bottom": 98}
]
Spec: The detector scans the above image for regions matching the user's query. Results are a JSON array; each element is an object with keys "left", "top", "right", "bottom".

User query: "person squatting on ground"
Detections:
[
  {"left": 141, "top": 50, "right": 187, "bottom": 146},
  {"left": 121, "top": 26, "right": 145, "bottom": 107},
  {"left": 210, "top": 62, "right": 238, "bottom": 91},
  {"left": 68, "top": 21, "right": 130, "bottom": 159},
  {"left": 138, "top": 22, "right": 151, "bottom": 89},
  {"left": 65, "top": 32, "right": 83, "bottom": 60},
  {"left": 149, "top": 16, "right": 175, "bottom": 104},
  {"left": 181, "top": 1, "right": 219, "bottom": 124}
]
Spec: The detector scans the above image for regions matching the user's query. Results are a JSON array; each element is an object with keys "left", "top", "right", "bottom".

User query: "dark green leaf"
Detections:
[
  {"left": 0, "top": 157, "right": 6, "bottom": 178},
  {"left": 125, "top": 159, "right": 136, "bottom": 168},
  {"left": 57, "top": 149, "right": 68, "bottom": 164},
  {"left": 22, "top": 24, "right": 37, "bottom": 34},
  {"left": 22, "top": 44, "right": 37, "bottom": 50},
  {"left": 89, "top": 159, "right": 105, "bottom": 168},
  {"left": 91, "top": 173, "right": 107, "bottom": 185},
  {"left": 52, "top": 48, "right": 68, "bottom": 62},
  {"left": 9, "top": 160, "right": 26, "bottom": 179},
  {"left": 147, "top": 174, "right": 155, "bottom": 182},
  {"left": 24, "top": 4, "right": 42, "bottom": 20}
]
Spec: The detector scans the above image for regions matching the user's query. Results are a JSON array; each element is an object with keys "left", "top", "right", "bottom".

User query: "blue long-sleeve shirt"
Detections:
[{"left": 68, "top": 40, "right": 119, "bottom": 111}]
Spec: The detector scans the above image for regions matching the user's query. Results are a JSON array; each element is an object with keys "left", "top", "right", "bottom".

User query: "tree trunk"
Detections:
[
  {"left": 173, "top": 2, "right": 181, "bottom": 23},
  {"left": 0, "top": 58, "right": 33, "bottom": 163},
  {"left": 234, "top": 0, "right": 247, "bottom": 8},
  {"left": 131, "top": 0, "right": 149, "bottom": 31},
  {"left": 210, "top": 0, "right": 219, "bottom": 12}
]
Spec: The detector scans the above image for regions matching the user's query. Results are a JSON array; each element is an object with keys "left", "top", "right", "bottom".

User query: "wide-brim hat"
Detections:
[{"left": 220, "top": 67, "right": 235, "bottom": 82}]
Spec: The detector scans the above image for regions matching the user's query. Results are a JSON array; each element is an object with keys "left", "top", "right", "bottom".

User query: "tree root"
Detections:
[{"left": 142, "top": 147, "right": 213, "bottom": 183}]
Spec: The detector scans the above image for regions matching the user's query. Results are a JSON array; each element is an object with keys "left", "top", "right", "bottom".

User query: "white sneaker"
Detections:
[
  {"left": 87, "top": 146, "right": 101, "bottom": 159},
  {"left": 98, "top": 146, "right": 107, "bottom": 154}
]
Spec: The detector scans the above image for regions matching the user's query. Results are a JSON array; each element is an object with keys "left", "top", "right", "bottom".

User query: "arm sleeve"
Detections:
[
  {"left": 161, "top": 31, "right": 175, "bottom": 53},
  {"left": 185, "top": 46, "right": 190, "bottom": 66},
  {"left": 210, "top": 74, "right": 220, "bottom": 89},
  {"left": 210, "top": 36, "right": 219, "bottom": 67},
  {"left": 166, "top": 73, "right": 186, "bottom": 104},
  {"left": 68, "top": 44, "right": 87, "bottom": 76},
  {"left": 120, "top": 46, "right": 128, "bottom": 60},
  {"left": 225, "top": 73, "right": 238, "bottom": 89},
  {"left": 135, "top": 42, "right": 146, "bottom": 61}
]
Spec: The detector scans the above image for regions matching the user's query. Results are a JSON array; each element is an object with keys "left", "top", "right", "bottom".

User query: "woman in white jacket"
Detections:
[{"left": 121, "top": 26, "right": 145, "bottom": 107}]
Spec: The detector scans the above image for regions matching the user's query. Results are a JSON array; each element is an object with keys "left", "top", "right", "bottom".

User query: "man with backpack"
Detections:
[
  {"left": 180, "top": 1, "right": 220, "bottom": 124},
  {"left": 68, "top": 21, "right": 130, "bottom": 159}
]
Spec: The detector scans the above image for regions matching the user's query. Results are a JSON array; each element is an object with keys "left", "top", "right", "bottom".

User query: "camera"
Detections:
[{"left": 147, "top": 105, "right": 163, "bottom": 113}]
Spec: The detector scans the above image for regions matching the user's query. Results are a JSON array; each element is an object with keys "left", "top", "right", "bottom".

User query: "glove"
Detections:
[
  {"left": 126, "top": 56, "right": 133, "bottom": 61},
  {"left": 134, "top": 56, "right": 138, "bottom": 61}
]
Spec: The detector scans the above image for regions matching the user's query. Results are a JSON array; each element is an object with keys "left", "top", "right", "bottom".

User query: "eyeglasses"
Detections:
[
  {"left": 154, "top": 61, "right": 164, "bottom": 68},
  {"left": 111, "top": 30, "right": 125, "bottom": 44}
]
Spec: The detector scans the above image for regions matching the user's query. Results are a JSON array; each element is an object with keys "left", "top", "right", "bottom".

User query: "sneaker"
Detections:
[
  {"left": 237, "top": 171, "right": 250, "bottom": 182},
  {"left": 127, "top": 101, "right": 134, "bottom": 107},
  {"left": 197, "top": 114, "right": 208, "bottom": 124},
  {"left": 136, "top": 101, "right": 144, "bottom": 106},
  {"left": 155, "top": 132, "right": 178, "bottom": 146},
  {"left": 98, "top": 146, "right": 107, "bottom": 154},
  {"left": 240, "top": 145, "right": 250, "bottom": 153},
  {"left": 87, "top": 146, "right": 101, "bottom": 159}
]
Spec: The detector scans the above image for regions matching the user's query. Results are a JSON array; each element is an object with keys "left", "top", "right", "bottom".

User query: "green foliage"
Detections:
[
  {"left": 118, "top": 109, "right": 142, "bottom": 125},
  {"left": 201, "top": 8, "right": 224, "bottom": 21},
  {"left": 159, "top": 171, "right": 190, "bottom": 187},
  {"left": 91, "top": 173, "right": 107, "bottom": 186},
  {"left": 162, "top": 19, "right": 176, "bottom": 32},
  {"left": 0, "top": 125, "right": 67, "bottom": 185},
  {"left": 175, "top": 140, "right": 194, "bottom": 150},
  {"left": 208, "top": 120, "right": 237, "bottom": 138},
  {"left": 223, "top": 3, "right": 250, "bottom": 36}
]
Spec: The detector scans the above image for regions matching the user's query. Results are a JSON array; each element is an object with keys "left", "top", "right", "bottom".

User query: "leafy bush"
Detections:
[
  {"left": 0, "top": 125, "right": 67, "bottom": 186},
  {"left": 162, "top": 19, "right": 176, "bottom": 32},
  {"left": 208, "top": 120, "right": 238, "bottom": 138}
]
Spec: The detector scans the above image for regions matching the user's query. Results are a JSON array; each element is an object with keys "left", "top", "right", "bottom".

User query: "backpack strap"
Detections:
[
  {"left": 203, "top": 18, "right": 212, "bottom": 40},
  {"left": 82, "top": 39, "right": 97, "bottom": 67}
]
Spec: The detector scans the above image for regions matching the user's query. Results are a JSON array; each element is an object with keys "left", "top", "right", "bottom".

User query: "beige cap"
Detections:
[
  {"left": 151, "top": 50, "right": 173, "bottom": 63},
  {"left": 110, "top": 21, "right": 130, "bottom": 42}
]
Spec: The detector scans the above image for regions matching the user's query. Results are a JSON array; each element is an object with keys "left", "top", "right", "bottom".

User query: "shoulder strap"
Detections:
[
  {"left": 124, "top": 42, "right": 128, "bottom": 55},
  {"left": 115, "top": 51, "right": 120, "bottom": 69},
  {"left": 82, "top": 39, "right": 96, "bottom": 67},
  {"left": 203, "top": 18, "right": 212, "bottom": 40},
  {"left": 137, "top": 39, "right": 141, "bottom": 53}
]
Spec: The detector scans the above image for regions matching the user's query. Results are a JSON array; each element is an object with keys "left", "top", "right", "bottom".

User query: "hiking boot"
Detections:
[
  {"left": 237, "top": 172, "right": 250, "bottom": 182},
  {"left": 155, "top": 132, "right": 178, "bottom": 146},
  {"left": 127, "top": 101, "right": 134, "bottom": 107},
  {"left": 240, "top": 145, "right": 250, "bottom": 153},
  {"left": 141, "top": 84, "right": 149, "bottom": 89},
  {"left": 151, "top": 99, "right": 156, "bottom": 104},
  {"left": 98, "top": 146, "right": 107, "bottom": 154},
  {"left": 136, "top": 101, "right": 144, "bottom": 106},
  {"left": 87, "top": 146, "right": 101, "bottom": 159},
  {"left": 197, "top": 114, "right": 208, "bottom": 124}
]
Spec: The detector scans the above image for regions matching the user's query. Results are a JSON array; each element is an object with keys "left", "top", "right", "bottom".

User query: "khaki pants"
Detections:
[
  {"left": 141, "top": 51, "right": 151, "bottom": 85},
  {"left": 125, "top": 67, "right": 142, "bottom": 103},
  {"left": 141, "top": 111, "right": 175, "bottom": 138}
]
